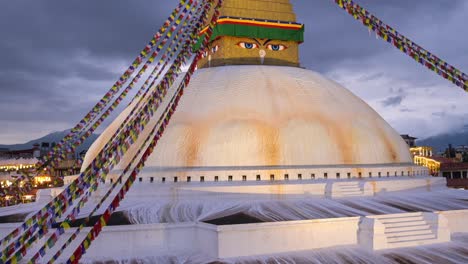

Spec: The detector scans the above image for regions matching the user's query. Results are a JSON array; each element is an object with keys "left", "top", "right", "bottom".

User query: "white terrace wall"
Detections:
[
  {"left": 57, "top": 175, "right": 445, "bottom": 202},
  {"left": 85, "top": 218, "right": 362, "bottom": 259},
  {"left": 130, "top": 164, "right": 428, "bottom": 184},
  {"left": 0, "top": 210, "right": 466, "bottom": 260},
  {"left": 62, "top": 165, "right": 429, "bottom": 188},
  {"left": 437, "top": 209, "right": 468, "bottom": 234},
  {"left": 215, "top": 217, "right": 360, "bottom": 258}
]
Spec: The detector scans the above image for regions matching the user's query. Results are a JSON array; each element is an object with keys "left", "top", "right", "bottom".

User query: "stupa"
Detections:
[{"left": 1, "top": 0, "right": 468, "bottom": 263}]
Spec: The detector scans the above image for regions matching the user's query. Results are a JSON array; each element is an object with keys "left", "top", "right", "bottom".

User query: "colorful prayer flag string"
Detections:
[
  {"left": 66, "top": 1, "right": 222, "bottom": 263},
  {"left": 0, "top": 0, "right": 197, "bottom": 260},
  {"left": 334, "top": 0, "right": 468, "bottom": 91}
]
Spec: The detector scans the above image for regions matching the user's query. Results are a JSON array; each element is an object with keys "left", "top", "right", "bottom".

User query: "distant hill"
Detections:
[
  {"left": 417, "top": 131, "right": 468, "bottom": 152},
  {"left": 2, "top": 128, "right": 467, "bottom": 156},
  {"left": 0, "top": 130, "right": 99, "bottom": 154}
]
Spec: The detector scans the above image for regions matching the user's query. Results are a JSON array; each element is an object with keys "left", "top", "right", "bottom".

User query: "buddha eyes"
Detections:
[
  {"left": 237, "top": 42, "right": 259, "bottom": 49},
  {"left": 267, "top": 44, "right": 287, "bottom": 51},
  {"left": 237, "top": 42, "right": 287, "bottom": 51}
]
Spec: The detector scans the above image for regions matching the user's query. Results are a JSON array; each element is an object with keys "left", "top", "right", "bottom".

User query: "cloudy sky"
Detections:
[{"left": 0, "top": 0, "right": 467, "bottom": 144}]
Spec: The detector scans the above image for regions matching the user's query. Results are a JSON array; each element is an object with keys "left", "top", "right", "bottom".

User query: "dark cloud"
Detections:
[
  {"left": 432, "top": 112, "right": 447, "bottom": 117},
  {"left": 0, "top": 0, "right": 467, "bottom": 143},
  {"left": 381, "top": 95, "right": 405, "bottom": 107},
  {"left": 400, "top": 108, "right": 415, "bottom": 113}
]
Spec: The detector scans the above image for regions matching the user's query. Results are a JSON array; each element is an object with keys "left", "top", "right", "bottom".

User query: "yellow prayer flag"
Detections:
[
  {"left": 61, "top": 221, "right": 71, "bottom": 230},
  {"left": 100, "top": 218, "right": 107, "bottom": 227}
]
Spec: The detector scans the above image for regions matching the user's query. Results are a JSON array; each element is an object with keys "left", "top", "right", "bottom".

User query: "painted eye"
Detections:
[
  {"left": 211, "top": 45, "right": 219, "bottom": 53},
  {"left": 267, "top": 44, "right": 287, "bottom": 51},
  {"left": 237, "top": 42, "right": 258, "bottom": 49}
]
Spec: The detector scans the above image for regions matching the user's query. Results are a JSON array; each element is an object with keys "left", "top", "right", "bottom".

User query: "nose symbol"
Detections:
[{"left": 259, "top": 50, "right": 266, "bottom": 64}]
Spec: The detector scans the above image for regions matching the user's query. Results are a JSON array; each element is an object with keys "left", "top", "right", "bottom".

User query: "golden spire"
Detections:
[
  {"left": 198, "top": 0, "right": 303, "bottom": 68},
  {"left": 220, "top": 0, "right": 297, "bottom": 22}
]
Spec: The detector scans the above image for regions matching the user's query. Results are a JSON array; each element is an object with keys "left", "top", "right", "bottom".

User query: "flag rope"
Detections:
[
  {"left": 1, "top": 1, "right": 211, "bottom": 263},
  {"left": 66, "top": 2, "right": 222, "bottom": 263},
  {"left": 334, "top": 0, "right": 468, "bottom": 91},
  {"left": 0, "top": 0, "right": 197, "bottom": 260},
  {"left": 0, "top": 0, "right": 193, "bottom": 209},
  {"left": 27, "top": 3, "right": 206, "bottom": 261}
]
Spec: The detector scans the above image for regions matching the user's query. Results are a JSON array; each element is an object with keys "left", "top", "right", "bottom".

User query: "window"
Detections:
[
  {"left": 298, "top": 174, "right": 302, "bottom": 180},
  {"left": 270, "top": 174, "right": 275, "bottom": 181},
  {"left": 324, "top": 173, "right": 328, "bottom": 179},
  {"left": 358, "top": 172, "right": 362, "bottom": 178},
  {"left": 311, "top": 173, "right": 315, "bottom": 179},
  {"left": 256, "top": 175, "right": 261, "bottom": 181},
  {"left": 150, "top": 177, "right": 154, "bottom": 183},
  {"left": 200, "top": 176, "right": 205, "bottom": 182},
  {"left": 162, "top": 177, "right": 166, "bottom": 183},
  {"left": 378, "top": 172, "right": 381, "bottom": 178},
  {"left": 242, "top": 175, "right": 247, "bottom": 181},
  {"left": 401, "top": 171, "right": 404, "bottom": 176},
  {"left": 368, "top": 172, "right": 372, "bottom": 178},
  {"left": 453, "top": 171, "right": 462, "bottom": 179},
  {"left": 214, "top": 176, "right": 219, "bottom": 182},
  {"left": 442, "top": 172, "right": 451, "bottom": 178},
  {"left": 174, "top": 177, "right": 178, "bottom": 183},
  {"left": 336, "top": 173, "right": 340, "bottom": 179},
  {"left": 387, "top": 172, "right": 390, "bottom": 177},
  {"left": 139, "top": 177, "right": 143, "bottom": 182},
  {"left": 228, "top": 175, "right": 233, "bottom": 181},
  {"left": 187, "top": 176, "right": 191, "bottom": 182},
  {"left": 110, "top": 179, "right": 114, "bottom": 184},
  {"left": 463, "top": 171, "right": 468, "bottom": 179},
  {"left": 284, "top": 174, "right": 289, "bottom": 180},
  {"left": 394, "top": 171, "right": 397, "bottom": 177}
]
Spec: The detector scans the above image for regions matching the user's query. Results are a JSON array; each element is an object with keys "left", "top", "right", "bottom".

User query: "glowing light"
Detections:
[{"left": 35, "top": 176, "right": 52, "bottom": 184}]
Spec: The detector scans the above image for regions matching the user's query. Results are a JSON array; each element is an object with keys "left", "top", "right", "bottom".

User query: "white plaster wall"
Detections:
[
  {"left": 84, "top": 218, "right": 361, "bottom": 259},
  {"left": 1, "top": 208, "right": 466, "bottom": 261},
  {"left": 110, "top": 165, "right": 427, "bottom": 184},
  {"left": 85, "top": 223, "right": 198, "bottom": 258},
  {"left": 371, "top": 177, "right": 446, "bottom": 194},
  {"left": 55, "top": 175, "right": 444, "bottom": 204},
  {"left": 216, "top": 217, "right": 360, "bottom": 258},
  {"left": 437, "top": 209, "right": 468, "bottom": 234}
]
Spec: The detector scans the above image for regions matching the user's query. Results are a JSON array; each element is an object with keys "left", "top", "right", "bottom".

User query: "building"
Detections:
[
  {"left": 414, "top": 155, "right": 460, "bottom": 176},
  {"left": 454, "top": 145, "right": 468, "bottom": 162},
  {"left": 52, "top": 159, "right": 81, "bottom": 178},
  {"left": 401, "top": 134, "right": 417, "bottom": 147},
  {"left": 440, "top": 161, "right": 468, "bottom": 189},
  {"left": 0, "top": 158, "right": 38, "bottom": 172},
  {"left": 410, "top": 146, "right": 433, "bottom": 157}
]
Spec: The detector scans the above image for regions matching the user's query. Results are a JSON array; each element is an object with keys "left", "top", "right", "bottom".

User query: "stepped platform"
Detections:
[
  {"left": 0, "top": 210, "right": 466, "bottom": 262},
  {"left": 0, "top": 176, "right": 467, "bottom": 262}
]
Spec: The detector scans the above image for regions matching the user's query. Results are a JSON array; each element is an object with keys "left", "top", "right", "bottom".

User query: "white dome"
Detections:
[{"left": 82, "top": 65, "right": 411, "bottom": 172}]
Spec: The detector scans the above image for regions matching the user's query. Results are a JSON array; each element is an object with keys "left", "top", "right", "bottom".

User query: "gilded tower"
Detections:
[{"left": 197, "top": 0, "right": 304, "bottom": 68}]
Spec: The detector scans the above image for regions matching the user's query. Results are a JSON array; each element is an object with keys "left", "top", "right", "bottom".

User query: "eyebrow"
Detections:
[
  {"left": 252, "top": 38, "right": 262, "bottom": 46},
  {"left": 263, "top": 39, "right": 273, "bottom": 45}
]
